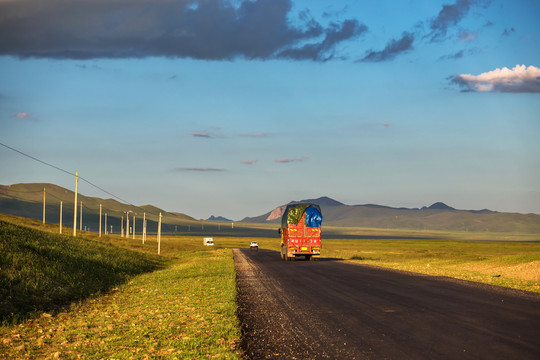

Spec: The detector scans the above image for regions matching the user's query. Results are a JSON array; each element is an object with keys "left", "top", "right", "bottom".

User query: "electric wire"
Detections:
[
  {"left": 0, "top": 141, "right": 163, "bottom": 217},
  {"left": 1, "top": 142, "right": 74, "bottom": 177}
]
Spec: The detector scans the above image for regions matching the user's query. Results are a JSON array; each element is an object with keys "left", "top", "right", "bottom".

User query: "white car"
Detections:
[{"left": 250, "top": 241, "right": 259, "bottom": 249}]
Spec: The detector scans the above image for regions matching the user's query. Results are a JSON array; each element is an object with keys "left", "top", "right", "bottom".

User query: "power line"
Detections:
[
  {"left": 0, "top": 141, "right": 147, "bottom": 213},
  {"left": 1, "top": 142, "right": 74, "bottom": 177},
  {"left": 78, "top": 176, "right": 134, "bottom": 206}
]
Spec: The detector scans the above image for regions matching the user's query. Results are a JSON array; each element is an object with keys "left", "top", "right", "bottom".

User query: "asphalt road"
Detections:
[{"left": 234, "top": 248, "right": 540, "bottom": 360}]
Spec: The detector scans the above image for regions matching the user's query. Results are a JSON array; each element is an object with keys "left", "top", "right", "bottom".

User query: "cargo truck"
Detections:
[{"left": 280, "top": 203, "right": 322, "bottom": 261}]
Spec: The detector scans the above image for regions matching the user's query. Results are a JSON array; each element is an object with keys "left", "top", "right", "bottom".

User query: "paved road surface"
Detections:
[{"left": 234, "top": 248, "right": 540, "bottom": 360}]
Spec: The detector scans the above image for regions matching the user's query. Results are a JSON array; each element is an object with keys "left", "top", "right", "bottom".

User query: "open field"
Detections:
[
  {"left": 1, "top": 212, "right": 539, "bottom": 358},
  {"left": 0, "top": 214, "right": 242, "bottom": 359},
  {"left": 2, "top": 211, "right": 539, "bottom": 294},
  {"left": 115, "top": 232, "right": 540, "bottom": 294}
]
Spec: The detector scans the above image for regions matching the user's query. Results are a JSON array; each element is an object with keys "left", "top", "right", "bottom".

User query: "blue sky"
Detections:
[{"left": 1, "top": 0, "right": 539, "bottom": 220}]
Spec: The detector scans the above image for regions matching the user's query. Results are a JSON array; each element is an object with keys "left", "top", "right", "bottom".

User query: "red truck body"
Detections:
[{"left": 280, "top": 204, "right": 322, "bottom": 261}]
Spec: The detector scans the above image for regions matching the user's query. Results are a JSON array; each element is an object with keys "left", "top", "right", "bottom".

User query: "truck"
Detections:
[
  {"left": 280, "top": 203, "right": 322, "bottom": 261},
  {"left": 203, "top": 237, "right": 214, "bottom": 246}
]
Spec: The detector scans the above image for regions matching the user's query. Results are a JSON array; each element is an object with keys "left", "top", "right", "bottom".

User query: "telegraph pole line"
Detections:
[
  {"left": 158, "top": 212, "right": 162, "bottom": 255},
  {"left": 142, "top": 212, "right": 146, "bottom": 244},
  {"left": 99, "top": 204, "right": 102, "bottom": 237},
  {"left": 73, "top": 172, "right": 78, "bottom": 237},
  {"left": 80, "top": 201, "right": 83, "bottom": 231},
  {"left": 43, "top": 187, "right": 46, "bottom": 224},
  {"left": 105, "top": 213, "right": 108, "bottom": 235},
  {"left": 60, "top": 201, "right": 63, "bottom": 234},
  {"left": 133, "top": 215, "right": 136, "bottom": 240},
  {"left": 121, "top": 216, "right": 124, "bottom": 237}
]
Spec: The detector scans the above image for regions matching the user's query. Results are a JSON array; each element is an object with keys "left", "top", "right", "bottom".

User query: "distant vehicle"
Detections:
[
  {"left": 250, "top": 241, "right": 259, "bottom": 249},
  {"left": 203, "top": 237, "right": 214, "bottom": 246},
  {"left": 280, "top": 203, "right": 322, "bottom": 261}
]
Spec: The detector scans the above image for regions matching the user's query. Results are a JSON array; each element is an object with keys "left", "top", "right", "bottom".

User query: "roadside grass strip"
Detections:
[
  {"left": 0, "top": 219, "right": 162, "bottom": 324},
  {"left": 0, "top": 249, "right": 241, "bottom": 359},
  {"left": 325, "top": 239, "right": 540, "bottom": 293}
]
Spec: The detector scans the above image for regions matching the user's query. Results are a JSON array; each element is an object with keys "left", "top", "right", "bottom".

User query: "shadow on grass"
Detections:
[
  {"left": 350, "top": 255, "right": 380, "bottom": 261},
  {"left": 0, "top": 220, "right": 165, "bottom": 325}
]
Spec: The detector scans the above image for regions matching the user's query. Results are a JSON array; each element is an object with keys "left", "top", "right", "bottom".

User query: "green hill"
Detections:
[
  {"left": 0, "top": 215, "right": 162, "bottom": 323},
  {"left": 0, "top": 183, "right": 199, "bottom": 235}
]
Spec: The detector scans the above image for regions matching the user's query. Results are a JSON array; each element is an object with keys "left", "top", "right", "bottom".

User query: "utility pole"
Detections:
[
  {"left": 133, "top": 215, "right": 135, "bottom": 240},
  {"left": 73, "top": 172, "right": 78, "bottom": 237},
  {"left": 105, "top": 213, "right": 107, "bottom": 235},
  {"left": 158, "top": 212, "right": 162, "bottom": 255},
  {"left": 59, "top": 201, "right": 63, "bottom": 234},
  {"left": 80, "top": 201, "right": 83, "bottom": 231},
  {"left": 142, "top": 212, "right": 146, "bottom": 244},
  {"left": 121, "top": 216, "right": 124, "bottom": 237},
  {"left": 126, "top": 213, "right": 129, "bottom": 238},
  {"left": 42, "top": 187, "right": 46, "bottom": 224},
  {"left": 99, "top": 204, "right": 102, "bottom": 237}
]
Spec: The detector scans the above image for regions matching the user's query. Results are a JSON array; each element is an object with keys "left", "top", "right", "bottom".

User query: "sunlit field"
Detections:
[
  {"left": 142, "top": 233, "right": 540, "bottom": 294},
  {"left": 1, "top": 212, "right": 539, "bottom": 358}
]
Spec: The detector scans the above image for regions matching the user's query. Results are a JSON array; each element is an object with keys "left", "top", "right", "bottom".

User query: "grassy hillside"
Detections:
[
  {"left": 0, "top": 182, "right": 201, "bottom": 234},
  {"left": 0, "top": 217, "right": 163, "bottom": 324},
  {"left": 0, "top": 214, "right": 242, "bottom": 359}
]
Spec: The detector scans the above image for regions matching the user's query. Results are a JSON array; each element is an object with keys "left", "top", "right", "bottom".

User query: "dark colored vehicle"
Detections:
[{"left": 280, "top": 203, "right": 322, "bottom": 261}]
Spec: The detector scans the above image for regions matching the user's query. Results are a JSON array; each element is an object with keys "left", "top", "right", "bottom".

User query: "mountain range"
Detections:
[
  {"left": 2, "top": 184, "right": 540, "bottom": 234},
  {"left": 206, "top": 215, "right": 233, "bottom": 222},
  {"left": 241, "top": 196, "right": 540, "bottom": 234}
]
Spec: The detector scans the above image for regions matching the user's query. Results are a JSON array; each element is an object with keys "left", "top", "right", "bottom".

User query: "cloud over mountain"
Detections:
[
  {"left": 0, "top": 0, "right": 364, "bottom": 61},
  {"left": 450, "top": 65, "right": 540, "bottom": 93}
]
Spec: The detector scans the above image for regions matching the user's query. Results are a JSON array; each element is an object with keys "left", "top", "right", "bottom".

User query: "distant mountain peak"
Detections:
[
  {"left": 293, "top": 196, "right": 345, "bottom": 207},
  {"left": 426, "top": 202, "right": 455, "bottom": 211},
  {"left": 206, "top": 215, "right": 232, "bottom": 222}
]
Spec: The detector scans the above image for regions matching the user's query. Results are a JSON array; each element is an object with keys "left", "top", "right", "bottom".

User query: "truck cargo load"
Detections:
[{"left": 280, "top": 203, "right": 322, "bottom": 261}]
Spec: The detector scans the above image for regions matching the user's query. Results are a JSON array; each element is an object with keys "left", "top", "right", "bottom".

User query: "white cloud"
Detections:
[{"left": 451, "top": 64, "right": 540, "bottom": 93}]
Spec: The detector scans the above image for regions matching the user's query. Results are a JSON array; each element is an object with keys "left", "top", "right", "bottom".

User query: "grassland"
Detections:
[
  {"left": 0, "top": 214, "right": 242, "bottom": 359},
  {"left": 1, "top": 212, "right": 539, "bottom": 358},
  {"left": 322, "top": 238, "right": 540, "bottom": 293}
]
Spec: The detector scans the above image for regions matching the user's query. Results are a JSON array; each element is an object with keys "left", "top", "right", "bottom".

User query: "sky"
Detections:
[{"left": 1, "top": 0, "right": 539, "bottom": 220}]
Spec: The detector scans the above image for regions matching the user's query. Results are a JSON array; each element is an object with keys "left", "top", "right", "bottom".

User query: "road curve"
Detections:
[{"left": 234, "top": 248, "right": 540, "bottom": 360}]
